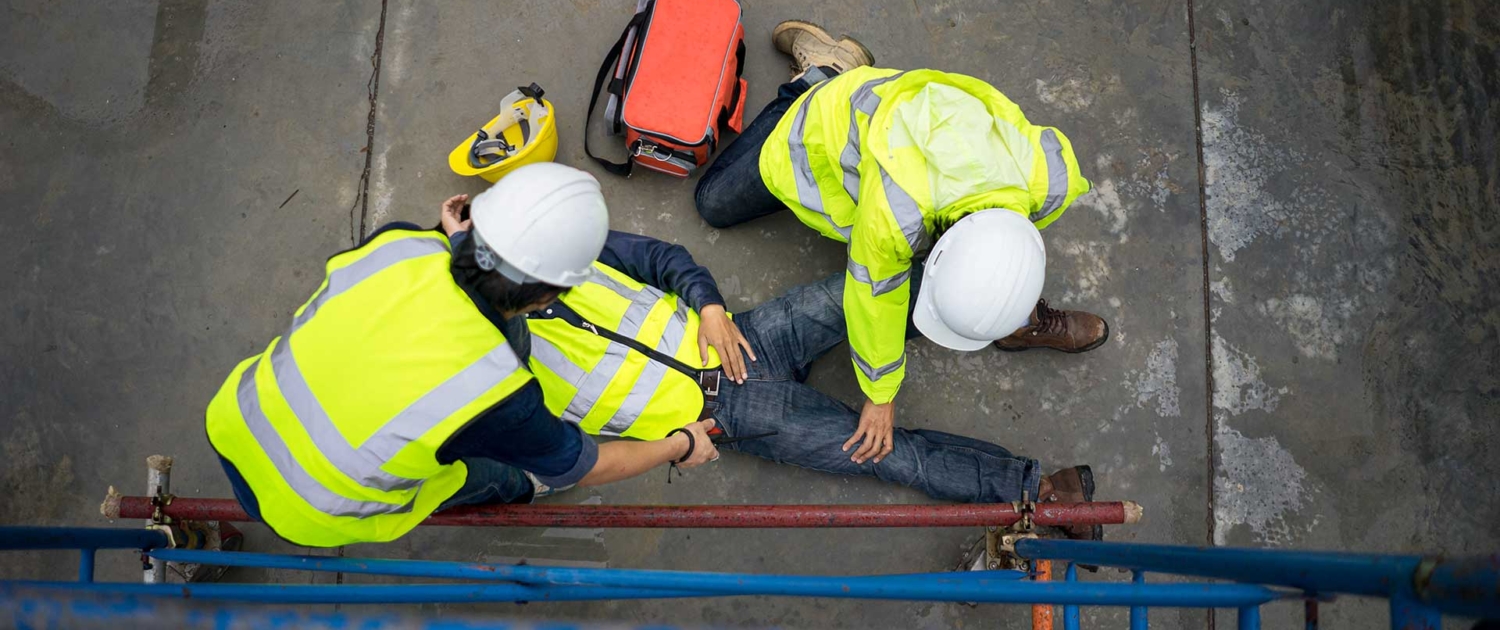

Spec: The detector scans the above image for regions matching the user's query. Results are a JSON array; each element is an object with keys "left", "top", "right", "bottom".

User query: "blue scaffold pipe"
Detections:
[
  {"left": 0, "top": 583, "right": 696, "bottom": 630},
  {"left": 0, "top": 527, "right": 170, "bottom": 552},
  {"left": 1390, "top": 596, "right": 1441, "bottom": 630},
  {"left": 120, "top": 550, "right": 1288, "bottom": 608},
  {"left": 4, "top": 578, "right": 1288, "bottom": 607},
  {"left": 78, "top": 550, "right": 96, "bottom": 583},
  {"left": 1017, "top": 539, "right": 1420, "bottom": 597},
  {"left": 1064, "top": 563, "right": 1080, "bottom": 630},
  {"left": 6, "top": 581, "right": 701, "bottom": 604},
  {"left": 1016, "top": 540, "right": 1500, "bottom": 619},
  {"left": 150, "top": 549, "right": 1027, "bottom": 585},
  {"left": 1130, "top": 571, "right": 1147, "bottom": 630},
  {"left": 1417, "top": 554, "right": 1499, "bottom": 620},
  {"left": 1239, "top": 605, "right": 1262, "bottom": 630}
]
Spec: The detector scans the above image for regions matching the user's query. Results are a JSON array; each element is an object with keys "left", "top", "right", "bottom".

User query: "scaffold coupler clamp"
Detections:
[
  {"left": 145, "top": 486, "right": 185, "bottom": 549},
  {"left": 985, "top": 491, "right": 1040, "bottom": 571}
]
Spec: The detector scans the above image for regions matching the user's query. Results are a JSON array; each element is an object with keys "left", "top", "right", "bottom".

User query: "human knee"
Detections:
[{"left": 693, "top": 179, "right": 738, "bottom": 229}]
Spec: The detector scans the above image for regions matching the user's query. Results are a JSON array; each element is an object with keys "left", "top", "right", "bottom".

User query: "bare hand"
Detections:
[
  {"left": 697, "top": 304, "right": 756, "bottom": 383},
  {"left": 673, "top": 418, "right": 721, "bottom": 468},
  {"left": 843, "top": 399, "right": 895, "bottom": 464},
  {"left": 440, "top": 194, "right": 471, "bottom": 235}
]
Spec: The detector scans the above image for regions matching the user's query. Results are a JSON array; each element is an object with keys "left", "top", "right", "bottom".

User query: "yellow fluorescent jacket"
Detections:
[{"left": 760, "top": 67, "right": 1091, "bottom": 403}]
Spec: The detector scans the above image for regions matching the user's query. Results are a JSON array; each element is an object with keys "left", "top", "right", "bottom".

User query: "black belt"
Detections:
[
  {"left": 692, "top": 369, "right": 778, "bottom": 443},
  {"left": 696, "top": 370, "right": 722, "bottom": 421}
]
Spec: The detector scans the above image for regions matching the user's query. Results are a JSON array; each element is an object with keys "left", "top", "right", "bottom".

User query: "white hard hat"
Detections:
[
  {"left": 914, "top": 209, "right": 1046, "bottom": 351},
  {"left": 469, "top": 163, "right": 609, "bottom": 287}
]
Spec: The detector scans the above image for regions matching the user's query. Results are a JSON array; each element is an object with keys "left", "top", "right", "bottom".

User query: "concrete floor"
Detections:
[{"left": 1, "top": 0, "right": 1496, "bottom": 628}]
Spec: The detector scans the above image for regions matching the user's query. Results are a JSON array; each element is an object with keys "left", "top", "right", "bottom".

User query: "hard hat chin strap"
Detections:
[{"left": 469, "top": 84, "right": 549, "bottom": 169}]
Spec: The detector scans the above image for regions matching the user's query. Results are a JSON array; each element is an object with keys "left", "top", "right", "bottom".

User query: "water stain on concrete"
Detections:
[
  {"left": 1212, "top": 422, "right": 1312, "bottom": 546},
  {"left": 1051, "top": 239, "right": 1113, "bottom": 303},
  {"left": 1131, "top": 338, "right": 1181, "bottom": 418},
  {"left": 1256, "top": 294, "right": 1351, "bottom": 361},
  {"left": 1201, "top": 90, "right": 1294, "bottom": 262},
  {"left": 1210, "top": 332, "right": 1310, "bottom": 545}
]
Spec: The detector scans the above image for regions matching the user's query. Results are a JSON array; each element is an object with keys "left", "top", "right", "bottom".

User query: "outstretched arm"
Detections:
[{"left": 579, "top": 419, "right": 719, "bottom": 486}]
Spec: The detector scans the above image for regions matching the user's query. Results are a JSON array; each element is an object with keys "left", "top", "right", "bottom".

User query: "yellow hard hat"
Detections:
[{"left": 449, "top": 84, "right": 558, "bottom": 183}]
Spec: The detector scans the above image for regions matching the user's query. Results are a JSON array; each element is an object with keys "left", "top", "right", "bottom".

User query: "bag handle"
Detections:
[{"left": 586, "top": 8, "right": 652, "bottom": 177}]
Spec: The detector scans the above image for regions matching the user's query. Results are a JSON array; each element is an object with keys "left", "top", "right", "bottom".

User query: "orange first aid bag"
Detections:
[{"left": 586, "top": 0, "right": 747, "bottom": 178}]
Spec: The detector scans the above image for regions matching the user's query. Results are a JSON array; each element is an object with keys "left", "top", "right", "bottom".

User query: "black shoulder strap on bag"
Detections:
[
  {"left": 530, "top": 302, "right": 702, "bottom": 378},
  {"left": 586, "top": 8, "right": 652, "bottom": 177}
]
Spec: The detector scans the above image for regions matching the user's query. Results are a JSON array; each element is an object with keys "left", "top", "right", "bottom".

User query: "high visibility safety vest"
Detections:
[
  {"left": 759, "top": 67, "right": 1092, "bottom": 404},
  {"left": 205, "top": 229, "right": 533, "bottom": 547},
  {"left": 526, "top": 262, "right": 722, "bottom": 440}
]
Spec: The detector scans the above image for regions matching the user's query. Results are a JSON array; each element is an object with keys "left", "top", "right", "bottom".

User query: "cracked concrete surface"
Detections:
[{"left": 2, "top": 0, "right": 1496, "bottom": 628}]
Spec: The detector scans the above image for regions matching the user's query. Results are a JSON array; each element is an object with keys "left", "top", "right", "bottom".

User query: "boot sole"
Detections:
[
  {"left": 1075, "top": 464, "right": 1103, "bottom": 570},
  {"left": 994, "top": 319, "right": 1111, "bottom": 354},
  {"left": 771, "top": 20, "right": 876, "bottom": 67}
]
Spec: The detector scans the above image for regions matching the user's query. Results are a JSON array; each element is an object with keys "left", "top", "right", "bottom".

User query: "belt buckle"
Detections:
[{"left": 701, "top": 370, "right": 721, "bottom": 397}]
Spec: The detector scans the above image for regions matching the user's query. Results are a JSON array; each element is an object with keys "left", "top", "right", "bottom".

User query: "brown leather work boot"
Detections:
[
  {"left": 771, "top": 20, "right": 874, "bottom": 77},
  {"left": 994, "top": 299, "right": 1110, "bottom": 353},
  {"left": 1038, "top": 465, "right": 1102, "bottom": 542}
]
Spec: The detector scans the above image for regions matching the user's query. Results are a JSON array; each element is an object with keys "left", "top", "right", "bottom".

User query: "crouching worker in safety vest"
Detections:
[
  {"left": 477, "top": 222, "right": 1103, "bottom": 543},
  {"left": 205, "top": 164, "right": 719, "bottom": 547},
  {"left": 693, "top": 21, "right": 1111, "bottom": 470}
]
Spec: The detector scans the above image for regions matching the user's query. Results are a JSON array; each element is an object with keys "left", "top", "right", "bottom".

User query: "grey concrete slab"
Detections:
[
  {"left": 4, "top": 0, "right": 1494, "bottom": 628},
  {"left": 0, "top": 0, "right": 382, "bottom": 585},
  {"left": 1194, "top": 0, "right": 1500, "bottom": 626},
  {"left": 364, "top": 1, "right": 1206, "bottom": 627}
]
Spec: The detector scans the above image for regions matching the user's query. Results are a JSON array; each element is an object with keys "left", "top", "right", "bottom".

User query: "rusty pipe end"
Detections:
[
  {"left": 1122, "top": 501, "right": 1144, "bottom": 524},
  {"left": 100, "top": 485, "right": 122, "bottom": 519},
  {"left": 146, "top": 455, "right": 174, "bottom": 473}
]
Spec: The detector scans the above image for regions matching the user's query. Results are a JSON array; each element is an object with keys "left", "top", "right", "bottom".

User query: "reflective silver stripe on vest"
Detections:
[
  {"left": 789, "top": 81, "right": 853, "bottom": 240},
  {"left": 851, "top": 348, "right": 906, "bottom": 382},
  {"left": 597, "top": 324, "right": 685, "bottom": 435},
  {"left": 559, "top": 339, "right": 630, "bottom": 426},
  {"left": 586, "top": 269, "right": 690, "bottom": 351},
  {"left": 530, "top": 335, "right": 586, "bottom": 384},
  {"left": 292, "top": 236, "right": 448, "bottom": 333},
  {"left": 846, "top": 258, "right": 912, "bottom": 297},
  {"left": 531, "top": 274, "right": 699, "bottom": 434},
  {"left": 879, "top": 166, "right": 930, "bottom": 255},
  {"left": 267, "top": 332, "right": 524, "bottom": 495},
  {"left": 839, "top": 73, "right": 906, "bottom": 201},
  {"left": 249, "top": 233, "right": 523, "bottom": 509},
  {"left": 363, "top": 343, "right": 523, "bottom": 464},
  {"left": 236, "top": 360, "right": 416, "bottom": 518},
  {"left": 601, "top": 358, "right": 669, "bottom": 436},
  {"left": 656, "top": 301, "right": 692, "bottom": 358},
  {"left": 1033, "top": 129, "right": 1070, "bottom": 223},
  {"left": 269, "top": 340, "right": 422, "bottom": 491}
]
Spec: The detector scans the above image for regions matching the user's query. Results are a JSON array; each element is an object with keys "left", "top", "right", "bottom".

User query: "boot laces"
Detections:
[{"left": 1034, "top": 299, "right": 1069, "bottom": 336}]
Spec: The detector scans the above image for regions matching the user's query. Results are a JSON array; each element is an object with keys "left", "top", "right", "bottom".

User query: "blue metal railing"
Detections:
[{"left": 0, "top": 525, "right": 1495, "bottom": 628}]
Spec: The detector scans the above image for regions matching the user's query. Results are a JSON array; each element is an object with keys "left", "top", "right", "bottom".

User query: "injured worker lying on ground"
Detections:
[
  {"left": 207, "top": 165, "right": 1104, "bottom": 552},
  {"left": 439, "top": 193, "right": 1107, "bottom": 545}
]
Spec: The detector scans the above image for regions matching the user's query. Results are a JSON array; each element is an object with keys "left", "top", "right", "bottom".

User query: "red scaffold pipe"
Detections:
[{"left": 107, "top": 494, "right": 1143, "bottom": 528}]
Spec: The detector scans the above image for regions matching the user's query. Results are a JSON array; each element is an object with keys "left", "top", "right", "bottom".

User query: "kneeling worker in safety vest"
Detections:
[
  {"left": 473, "top": 224, "right": 1105, "bottom": 544},
  {"left": 694, "top": 21, "right": 1111, "bottom": 468},
  {"left": 205, "top": 164, "right": 718, "bottom": 547}
]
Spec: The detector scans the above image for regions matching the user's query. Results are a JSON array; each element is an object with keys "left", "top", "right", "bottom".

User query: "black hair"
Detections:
[{"left": 450, "top": 233, "right": 567, "bottom": 314}]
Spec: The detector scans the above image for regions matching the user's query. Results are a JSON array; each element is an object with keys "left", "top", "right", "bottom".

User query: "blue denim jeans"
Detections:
[
  {"left": 694, "top": 70, "right": 827, "bottom": 229},
  {"left": 441, "top": 269, "right": 1041, "bottom": 508},
  {"left": 712, "top": 269, "right": 1043, "bottom": 503},
  {"left": 437, "top": 457, "right": 535, "bottom": 511}
]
